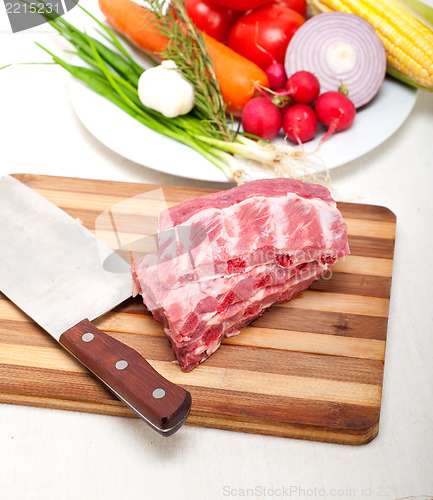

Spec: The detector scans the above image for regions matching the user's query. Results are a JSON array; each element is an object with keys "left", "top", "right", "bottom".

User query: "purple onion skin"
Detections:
[{"left": 284, "top": 12, "right": 387, "bottom": 108}]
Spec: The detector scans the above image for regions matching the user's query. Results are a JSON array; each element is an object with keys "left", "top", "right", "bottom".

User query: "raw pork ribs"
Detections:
[{"left": 132, "top": 178, "right": 349, "bottom": 371}]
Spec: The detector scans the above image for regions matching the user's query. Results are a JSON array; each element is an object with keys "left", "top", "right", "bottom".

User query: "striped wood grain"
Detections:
[{"left": 0, "top": 174, "right": 396, "bottom": 444}]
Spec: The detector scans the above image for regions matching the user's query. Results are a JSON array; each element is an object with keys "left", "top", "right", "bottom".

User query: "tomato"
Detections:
[
  {"left": 210, "top": 0, "right": 272, "bottom": 11},
  {"left": 273, "top": 0, "right": 306, "bottom": 16},
  {"left": 228, "top": 5, "right": 305, "bottom": 71},
  {"left": 184, "top": 0, "right": 242, "bottom": 43}
]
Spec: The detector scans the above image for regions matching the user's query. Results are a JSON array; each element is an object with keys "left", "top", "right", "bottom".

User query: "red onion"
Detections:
[{"left": 284, "top": 12, "right": 387, "bottom": 108}]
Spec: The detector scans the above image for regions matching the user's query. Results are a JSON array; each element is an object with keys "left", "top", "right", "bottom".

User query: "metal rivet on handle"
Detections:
[
  {"left": 152, "top": 388, "right": 166, "bottom": 399},
  {"left": 81, "top": 332, "right": 94, "bottom": 343},
  {"left": 115, "top": 360, "right": 128, "bottom": 370}
]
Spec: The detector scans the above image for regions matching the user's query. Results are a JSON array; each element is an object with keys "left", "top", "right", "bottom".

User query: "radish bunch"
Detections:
[{"left": 241, "top": 69, "right": 356, "bottom": 147}]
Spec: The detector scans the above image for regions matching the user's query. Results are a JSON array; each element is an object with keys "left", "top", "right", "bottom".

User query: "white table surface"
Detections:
[{"left": 1, "top": 2, "right": 433, "bottom": 499}]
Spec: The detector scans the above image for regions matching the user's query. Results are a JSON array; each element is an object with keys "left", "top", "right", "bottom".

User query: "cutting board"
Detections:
[{"left": 0, "top": 174, "right": 396, "bottom": 444}]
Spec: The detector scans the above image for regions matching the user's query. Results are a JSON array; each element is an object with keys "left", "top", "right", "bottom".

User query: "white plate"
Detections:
[{"left": 69, "top": 57, "right": 418, "bottom": 183}]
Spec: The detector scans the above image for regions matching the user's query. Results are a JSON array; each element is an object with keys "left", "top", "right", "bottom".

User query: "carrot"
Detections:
[
  {"left": 98, "top": 0, "right": 269, "bottom": 116},
  {"left": 98, "top": 0, "right": 167, "bottom": 56},
  {"left": 201, "top": 33, "right": 269, "bottom": 116}
]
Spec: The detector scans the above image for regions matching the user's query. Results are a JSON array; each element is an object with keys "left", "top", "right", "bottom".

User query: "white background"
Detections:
[{"left": 1, "top": 1, "right": 433, "bottom": 499}]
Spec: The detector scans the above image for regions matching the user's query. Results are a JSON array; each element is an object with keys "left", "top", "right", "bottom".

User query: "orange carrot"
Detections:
[
  {"left": 98, "top": 0, "right": 269, "bottom": 116},
  {"left": 98, "top": 0, "right": 167, "bottom": 56},
  {"left": 201, "top": 33, "right": 269, "bottom": 116}
]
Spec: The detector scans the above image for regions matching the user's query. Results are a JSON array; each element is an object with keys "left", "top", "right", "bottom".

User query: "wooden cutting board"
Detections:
[{"left": 0, "top": 174, "right": 396, "bottom": 444}]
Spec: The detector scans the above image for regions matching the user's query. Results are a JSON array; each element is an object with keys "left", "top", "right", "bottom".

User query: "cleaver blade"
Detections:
[{"left": 0, "top": 176, "right": 191, "bottom": 436}]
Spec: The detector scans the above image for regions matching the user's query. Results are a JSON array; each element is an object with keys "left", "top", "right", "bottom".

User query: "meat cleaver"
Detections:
[{"left": 0, "top": 176, "right": 191, "bottom": 436}]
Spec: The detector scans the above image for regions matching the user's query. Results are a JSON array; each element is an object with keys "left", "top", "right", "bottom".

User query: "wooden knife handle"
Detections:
[{"left": 59, "top": 319, "right": 191, "bottom": 436}]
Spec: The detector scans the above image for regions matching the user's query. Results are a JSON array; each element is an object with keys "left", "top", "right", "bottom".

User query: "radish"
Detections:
[
  {"left": 282, "top": 104, "right": 318, "bottom": 144},
  {"left": 241, "top": 96, "right": 282, "bottom": 140},
  {"left": 255, "top": 40, "right": 287, "bottom": 91},
  {"left": 265, "top": 62, "right": 287, "bottom": 91},
  {"left": 315, "top": 91, "right": 356, "bottom": 144},
  {"left": 285, "top": 70, "right": 320, "bottom": 104}
]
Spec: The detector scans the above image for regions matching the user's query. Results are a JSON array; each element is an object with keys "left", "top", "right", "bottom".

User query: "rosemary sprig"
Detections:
[{"left": 148, "top": 0, "right": 234, "bottom": 142}]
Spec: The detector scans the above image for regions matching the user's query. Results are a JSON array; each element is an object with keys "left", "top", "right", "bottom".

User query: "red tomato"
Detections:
[
  {"left": 210, "top": 0, "right": 272, "bottom": 11},
  {"left": 184, "top": 0, "right": 242, "bottom": 42},
  {"left": 273, "top": 0, "right": 306, "bottom": 16},
  {"left": 228, "top": 5, "right": 305, "bottom": 70}
]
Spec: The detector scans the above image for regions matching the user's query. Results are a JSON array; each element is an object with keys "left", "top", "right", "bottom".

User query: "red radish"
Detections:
[
  {"left": 266, "top": 62, "right": 287, "bottom": 91},
  {"left": 272, "top": 89, "right": 293, "bottom": 118},
  {"left": 285, "top": 70, "right": 320, "bottom": 104},
  {"left": 282, "top": 104, "right": 318, "bottom": 144},
  {"left": 315, "top": 91, "right": 356, "bottom": 144},
  {"left": 255, "top": 40, "right": 287, "bottom": 91},
  {"left": 241, "top": 96, "right": 282, "bottom": 140}
]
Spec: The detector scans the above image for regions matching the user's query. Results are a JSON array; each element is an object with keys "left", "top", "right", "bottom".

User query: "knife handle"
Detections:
[{"left": 59, "top": 319, "right": 191, "bottom": 436}]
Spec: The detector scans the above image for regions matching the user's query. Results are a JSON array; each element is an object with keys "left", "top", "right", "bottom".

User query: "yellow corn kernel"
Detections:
[{"left": 309, "top": 0, "right": 433, "bottom": 88}]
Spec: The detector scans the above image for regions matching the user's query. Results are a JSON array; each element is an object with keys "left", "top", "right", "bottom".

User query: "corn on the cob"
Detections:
[{"left": 307, "top": 0, "right": 433, "bottom": 90}]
